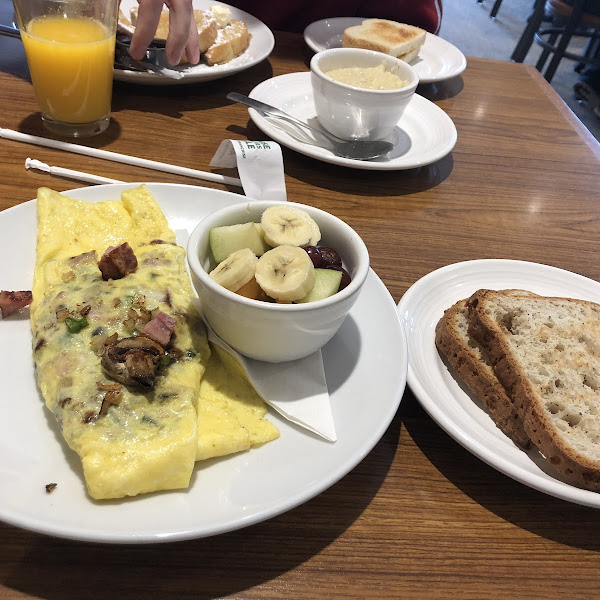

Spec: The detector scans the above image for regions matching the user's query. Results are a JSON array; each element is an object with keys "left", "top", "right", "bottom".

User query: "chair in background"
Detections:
[
  {"left": 477, "top": 0, "right": 505, "bottom": 19},
  {"left": 511, "top": 0, "right": 600, "bottom": 83}
]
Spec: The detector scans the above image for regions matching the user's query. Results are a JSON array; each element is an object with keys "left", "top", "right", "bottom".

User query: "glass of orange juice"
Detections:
[{"left": 13, "top": 0, "right": 118, "bottom": 137}]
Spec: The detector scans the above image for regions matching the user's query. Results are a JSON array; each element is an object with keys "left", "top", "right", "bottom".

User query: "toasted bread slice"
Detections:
[
  {"left": 397, "top": 46, "right": 420, "bottom": 64},
  {"left": 468, "top": 289, "right": 600, "bottom": 492},
  {"left": 342, "top": 19, "right": 426, "bottom": 63},
  {"left": 436, "top": 297, "right": 531, "bottom": 448},
  {"left": 204, "top": 19, "right": 250, "bottom": 65}
]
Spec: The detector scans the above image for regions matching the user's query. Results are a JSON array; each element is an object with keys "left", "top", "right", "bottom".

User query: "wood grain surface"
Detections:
[{"left": 1, "top": 13, "right": 600, "bottom": 600}]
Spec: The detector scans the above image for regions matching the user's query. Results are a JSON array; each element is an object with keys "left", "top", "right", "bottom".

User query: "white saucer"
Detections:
[
  {"left": 303, "top": 18, "right": 467, "bottom": 84},
  {"left": 247, "top": 72, "right": 457, "bottom": 171},
  {"left": 397, "top": 259, "right": 600, "bottom": 508}
]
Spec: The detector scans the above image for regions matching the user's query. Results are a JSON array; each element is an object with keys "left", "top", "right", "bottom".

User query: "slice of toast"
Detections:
[
  {"left": 435, "top": 297, "right": 531, "bottom": 448},
  {"left": 342, "top": 19, "right": 426, "bottom": 63},
  {"left": 468, "top": 289, "right": 600, "bottom": 492},
  {"left": 397, "top": 46, "right": 420, "bottom": 64},
  {"left": 203, "top": 20, "right": 250, "bottom": 66}
]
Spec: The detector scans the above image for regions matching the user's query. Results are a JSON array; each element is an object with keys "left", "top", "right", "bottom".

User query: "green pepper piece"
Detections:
[
  {"left": 65, "top": 316, "right": 89, "bottom": 333},
  {"left": 158, "top": 354, "right": 172, "bottom": 368}
]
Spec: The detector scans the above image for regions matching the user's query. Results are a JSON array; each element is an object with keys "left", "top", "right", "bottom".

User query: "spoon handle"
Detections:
[
  {"left": 226, "top": 92, "right": 339, "bottom": 145},
  {"left": 0, "top": 24, "right": 21, "bottom": 39}
]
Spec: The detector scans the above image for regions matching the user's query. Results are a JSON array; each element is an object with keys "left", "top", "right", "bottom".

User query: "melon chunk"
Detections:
[
  {"left": 209, "top": 222, "right": 270, "bottom": 264},
  {"left": 296, "top": 268, "right": 342, "bottom": 303}
]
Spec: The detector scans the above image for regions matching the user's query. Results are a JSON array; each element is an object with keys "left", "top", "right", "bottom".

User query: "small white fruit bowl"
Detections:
[{"left": 187, "top": 200, "right": 370, "bottom": 363}]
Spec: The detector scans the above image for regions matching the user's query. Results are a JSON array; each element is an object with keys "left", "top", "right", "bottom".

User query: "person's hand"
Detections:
[{"left": 128, "top": 0, "right": 200, "bottom": 66}]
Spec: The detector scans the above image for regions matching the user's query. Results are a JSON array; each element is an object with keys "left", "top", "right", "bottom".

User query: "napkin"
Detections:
[
  {"left": 211, "top": 140, "right": 287, "bottom": 201},
  {"left": 198, "top": 315, "right": 336, "bottom": 443},
  {"left": 205, "top": 324, "right": 336, "bottom": 442}
]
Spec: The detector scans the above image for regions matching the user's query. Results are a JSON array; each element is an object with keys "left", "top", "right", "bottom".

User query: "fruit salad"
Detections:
[{"left": 208, "top": 205, "right": 352, "bottom": 303}]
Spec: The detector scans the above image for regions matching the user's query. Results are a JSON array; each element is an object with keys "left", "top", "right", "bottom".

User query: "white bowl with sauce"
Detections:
[{"left": 310, "top": 47, "right": 419, "bottom": 142}]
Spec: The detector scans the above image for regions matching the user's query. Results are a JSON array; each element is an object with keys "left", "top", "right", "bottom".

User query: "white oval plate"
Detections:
[
  {"left": 247, "top": 72, "right": 457, "bottom": 170},
  {"left": 0, "top": 183, "right": 407, "bottom": 543},
  {"left": 397, "top": 258, "right": 600, "bottom": 508},
  {"left": 303, "top": 17, "right": 467, "bottom": 84},
  {"left": 114, "top": 0, "right": 274, "bottom": 85}
]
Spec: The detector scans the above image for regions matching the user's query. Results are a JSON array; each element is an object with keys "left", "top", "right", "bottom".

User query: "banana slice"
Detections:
[
  {"left": 209, "top": 247, "right": 258, "bottom": 292},
  {"left": 307, "top": 217, "right": 321, "bottom": 246},
  {"left": 255, "top": 245, "right": 316, "bottom": 302},
  {"left": 261, "top": 205, "right": 321, "bottom": 247}
]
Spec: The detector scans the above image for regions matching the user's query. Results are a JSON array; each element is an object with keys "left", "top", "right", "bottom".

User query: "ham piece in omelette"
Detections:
[{"left": 30, "top": 185, "right": 279, "bottom": 500}]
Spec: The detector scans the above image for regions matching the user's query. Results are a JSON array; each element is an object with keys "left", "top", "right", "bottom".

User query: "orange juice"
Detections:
[{"left": 21, "top": 16, "right": 115, "bottom": 124}]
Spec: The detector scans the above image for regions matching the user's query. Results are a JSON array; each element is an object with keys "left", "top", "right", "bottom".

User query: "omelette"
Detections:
[
  {"left": 197, "top": 344, "right": 279, "bottom": 461},
  {"left": 31, "top": 185, "right": 278, "bottom": 500}
]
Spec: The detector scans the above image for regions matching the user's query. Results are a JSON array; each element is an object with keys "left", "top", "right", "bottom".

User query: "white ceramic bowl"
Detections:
[
  {"left": 187, "top": 200, "right": 370, "bottom": 363},
  {"left": 310, "top": 47, "right": 419, "bottom": 142}
]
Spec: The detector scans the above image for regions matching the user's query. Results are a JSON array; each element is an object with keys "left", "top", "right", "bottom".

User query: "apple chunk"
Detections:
[
  {"left": 295, "top": 268, "right": 343, "bottom": 303},
  {"left": 209, "top": 222, "right": 271, "bottom": 264}
]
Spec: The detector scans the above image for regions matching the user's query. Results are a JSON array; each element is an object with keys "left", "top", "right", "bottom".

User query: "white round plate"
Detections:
[
  {"left": 248, "top": 72, "right": 457, "bottom": 170},
  {"left": 114, "top": 0, "right": 274, "bottom": 85},
  {"left": 303, "top": 17, "right": 467, "bottom": 84},
  {"left": 0, "top": 183, "right": 407, "bottom": 543},
  {"left": 397, "top": 258, "right": 600, "bottom": 508}
]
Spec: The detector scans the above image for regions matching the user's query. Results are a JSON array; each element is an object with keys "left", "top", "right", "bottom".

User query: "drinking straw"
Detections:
[
  {"left": 26, "top": 158, "right": 124, "bottom": 185},
  {"left": 1, "top": 128, "right": 243, "bottom": 187}
]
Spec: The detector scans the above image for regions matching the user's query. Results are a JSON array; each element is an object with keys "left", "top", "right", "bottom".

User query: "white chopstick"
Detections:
[
  {"left": 1, "top": 127, "right": 243, "bottom": 187},
  {"left": 25, "top": 158, "right": 124, "bottom": 185}
]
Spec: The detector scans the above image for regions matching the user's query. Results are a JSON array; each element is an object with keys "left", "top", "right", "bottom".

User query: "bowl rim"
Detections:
[
  {"left": 310, "top": 47, "right": 419, "bottom": 94},
  {"left": 187, "top": 200, "right": 370, "bottom": 312}
]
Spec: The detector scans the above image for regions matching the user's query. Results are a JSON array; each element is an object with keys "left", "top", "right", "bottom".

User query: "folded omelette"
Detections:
[{"left": 31, "top": 185, "right": 278, "bottom": 500}]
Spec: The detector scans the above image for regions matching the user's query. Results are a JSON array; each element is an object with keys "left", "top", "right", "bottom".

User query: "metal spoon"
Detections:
[{"left": 226, "top": 92, "right": 394, "bottom": 161}]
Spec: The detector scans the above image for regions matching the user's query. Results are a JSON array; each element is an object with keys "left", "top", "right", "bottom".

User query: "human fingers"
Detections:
[
  {"left": 129, "top": 0, "right": 164, "bottom": 60},
  {"left": 164, "top": 0, "right": 196, "bottom": 65},
  {"left": 183, "top": 9, "right": 200, "bottom": 64}
]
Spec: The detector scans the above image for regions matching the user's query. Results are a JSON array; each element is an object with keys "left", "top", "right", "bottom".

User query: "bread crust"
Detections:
[
  {"left": 468, "top": 289, "right": 600, "bottom": 492},
  {"left": 435, "top": 299, "right": 531, "bottom": 448},
  {"left": 342, "top": 19, "right": 426, "bottom": 62},
  {"left": 397, "top": 46, "right": 420, "bottom": 64}
]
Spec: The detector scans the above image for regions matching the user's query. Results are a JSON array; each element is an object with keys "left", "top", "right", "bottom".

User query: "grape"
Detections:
[
  {"left": 304, "top": 245, "right": 349, "bottom": 292},
  {"left": 326, "top": 265, "right": 351, "bottom": 290},
  {"left": 318, "top": 247, "right": 342, "bottom": 267},
  {"left": 302, "top": 245, "right": 325, "bottom": 267}
]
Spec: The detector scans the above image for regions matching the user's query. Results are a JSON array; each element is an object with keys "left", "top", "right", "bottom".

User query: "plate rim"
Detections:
[
  {"left": 397, "top": 258, "right": 600, "bottom": 508},
  {"left": 302, "top": 17, "right": 467, "bottom": 84},
  {"left": 248, "top": 71, "right": 457, "bottom": 171},
  {"left": 0, "top": 182, "right": 408, "bottom": 543}
]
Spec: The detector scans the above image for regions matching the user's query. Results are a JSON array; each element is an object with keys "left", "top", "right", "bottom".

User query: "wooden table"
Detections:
[{"left": 2, "top": 19, "right": 600, "bottom": 600}]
